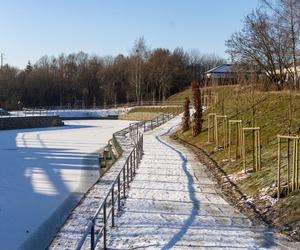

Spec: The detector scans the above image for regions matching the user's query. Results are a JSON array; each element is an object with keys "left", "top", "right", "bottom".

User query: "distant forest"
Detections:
[{"left": 0, "top": 38, "right": 225, "bottom": 109}]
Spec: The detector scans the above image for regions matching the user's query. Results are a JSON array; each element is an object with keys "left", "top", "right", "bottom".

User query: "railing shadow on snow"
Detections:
[{"left": 75, "top": 112, "right": 176, "bottom": 250}]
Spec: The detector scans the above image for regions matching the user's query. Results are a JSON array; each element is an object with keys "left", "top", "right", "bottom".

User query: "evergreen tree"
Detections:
[
  {"left": 191, "top": 80, "right": 203, "bottom": 136},
  {"left": 25, "top": 61, "right": 33, "bottom": 73},
  {"left": 182, "top": 97, "right": 190, "bottom": 132}
]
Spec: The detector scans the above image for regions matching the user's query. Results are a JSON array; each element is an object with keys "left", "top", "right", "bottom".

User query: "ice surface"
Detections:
[{"left": 0, "top": 120, "right": 131, "bottom": 250}]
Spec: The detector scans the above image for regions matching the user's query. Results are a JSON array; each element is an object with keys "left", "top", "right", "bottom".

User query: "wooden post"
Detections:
[
  {"left": 278, "top": 136, "right": 281, "bottom": 199},
  {"left": 242, "top": 129, "right": 246, "bottom": 173},
  {"left": 258, "top": 129, "right": 261, "bottom": 171},
  {"left": 277, "top": 135, "right": 299, "bottom": 198},
  {"left": 215, "top": 115, "right": 228, "bottom": 149},
  {"left": 296, "top": 138, "right": 299, "bottom": 189},
  {"left": 228, "top": 120, "right": 242, "bottom": 160},
  {"left": 287, "top": 138, "right": 290, "bottom": 195},
  {"left": 292, "top": 139, "right": 296, "bottom": 191},
  {"left": 254, "top": 130, "right": 258, "bottom": 172},
  {"left": 242, "top": 127, "right": 261, "bottom": 173},
  {"left": 207, "top": 113, "right": 216, "bottom": 143}
]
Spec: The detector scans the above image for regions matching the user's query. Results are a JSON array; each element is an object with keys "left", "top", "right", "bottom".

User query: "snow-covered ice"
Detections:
[
  {"left": 6, "top": 108, "right": 129, "bottom": 118},
  {"left": 104, "top": 117, "right": 297, "bottom": 249},
  {"left": 0, "top": 120, "right": 131, "bottom": 250}
]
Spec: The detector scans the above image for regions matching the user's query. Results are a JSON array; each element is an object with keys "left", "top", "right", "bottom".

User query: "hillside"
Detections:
[
  {"left": 169, "top": 85, "right": 300, "bottom": 239},
  {"left": 119, "top": 106, "right": 183, "bottom": 121}
]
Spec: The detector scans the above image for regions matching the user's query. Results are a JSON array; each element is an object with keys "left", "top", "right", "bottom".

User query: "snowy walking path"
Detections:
[{"left": 105, "top": 117, "right": 297, "bottom": 249}]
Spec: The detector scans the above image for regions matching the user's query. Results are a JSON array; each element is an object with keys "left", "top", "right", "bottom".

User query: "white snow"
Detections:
[
  {"left": 104, "top": 117, "right": 297, "bottom": 249},
  {"left": 0, "top": 120, "right": 131, "bottom": 250}
]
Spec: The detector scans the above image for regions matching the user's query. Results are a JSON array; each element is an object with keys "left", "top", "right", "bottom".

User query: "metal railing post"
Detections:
[
  {"left": 117, "top": 175, "right": 121, "bottom": 211},
  {"left": 141, "top": 135, "right": 143, "bottom": 158},
  {"left": 123, "top": 167, "right": 126, "bottom": 198},
  {"left": 90, "top": 221, "right": 95, "bottom": 250},
  {"left": 134, "top": 148, "right": 137, "bottom": 173},
  {"left": 103, "top": 203, "right": 107, "bottom": 250},
  {"left": 111, "top": 186, "right": 115, "bottom": 227},
  {"left": 136, "top": 147, "right": 138, "bottom": 166},
  {"left": 126, "top": 159, "right": 130, "bottom": 187},
  {"left": 136, "top": 123, "right": 139, "bottom": 143},
  {"left": 130, "top": 154, "right": 133, "bottom": 181},
  {"left": 142, "top": 135, "right": 144, "bottom": 154}
]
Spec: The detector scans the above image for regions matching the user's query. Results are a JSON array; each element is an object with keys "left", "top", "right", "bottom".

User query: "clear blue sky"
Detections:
[{"left": 0, "top": 0, "right": 261, "bottom": 69}]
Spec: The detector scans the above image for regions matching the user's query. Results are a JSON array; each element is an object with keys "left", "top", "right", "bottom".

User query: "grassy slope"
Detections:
[
  {"left": 119, "top": 106, "right": 183, "bottom": 121},
  {"left": 169, "top": 85, "right": 300, "bottom": 234}
]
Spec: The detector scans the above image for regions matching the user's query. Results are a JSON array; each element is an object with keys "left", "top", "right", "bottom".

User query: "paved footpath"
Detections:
[{"left": 102, "top": 116, "right": 299, "bottom": 250}]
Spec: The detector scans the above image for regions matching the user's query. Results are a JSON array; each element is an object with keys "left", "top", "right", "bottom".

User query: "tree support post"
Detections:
[
  {"left": 207, "top": 113, "right": 216, "bottom": 143},
  {"left": 215, "top": 115, "right": 228, "bottom": 149},
  {"left": 242, "top": 127, "right": 261, "bottom": 173},
  {"left": 277, "top": 135, "right": 299, "bottom": 198},
  {"left": 228, "top": 120, "right": 242, "bottom": 160}
]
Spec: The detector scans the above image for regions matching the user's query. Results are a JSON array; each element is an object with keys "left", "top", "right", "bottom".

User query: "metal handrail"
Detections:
[
  {"left": 22, "top": 101, "right": 184, "bottom": 110},
  {"left": 75, "top": 112, "right": 175, "bottom": 250}
]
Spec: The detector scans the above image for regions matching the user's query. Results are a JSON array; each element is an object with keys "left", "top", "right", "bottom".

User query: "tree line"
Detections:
[
  {"left": 0, "top": 38, "right": 225, "bottom": 110},
  {"left": 226, "top": 0, "right": 300, "bottom": 90}
]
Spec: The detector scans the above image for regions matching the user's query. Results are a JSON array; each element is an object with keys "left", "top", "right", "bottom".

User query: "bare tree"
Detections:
[
  {"left": 262, "top": 0, "right": 300, "bottom": 89},
  {"left": 226, "top": 9, "right": 294, "bottom": 89},
  {"left": 130, "top": 37, "right": 149, "bottom": 104}
]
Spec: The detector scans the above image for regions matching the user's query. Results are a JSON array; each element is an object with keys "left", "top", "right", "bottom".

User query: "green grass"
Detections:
[
  {"left": 119, "top": 106, "right": 183, "bottom": 121},
  {"left": 170, "top": 85, "right": 300, "bottom": 232},
  {"left": 127, "top": 106, "right": 183, "bottom": 114}
]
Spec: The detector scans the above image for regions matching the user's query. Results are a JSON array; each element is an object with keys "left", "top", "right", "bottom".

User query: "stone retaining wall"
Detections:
[{"left": 0, "top": 116, "right": 64, "bottom": 130}]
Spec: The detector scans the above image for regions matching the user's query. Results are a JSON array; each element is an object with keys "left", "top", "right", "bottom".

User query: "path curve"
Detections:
[{"left": 104, "top": 116, "right": 298, "bottom": 250}]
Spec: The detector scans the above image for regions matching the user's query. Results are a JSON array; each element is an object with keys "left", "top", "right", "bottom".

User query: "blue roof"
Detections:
[{"left": 205, "top": 64, "right": 233, "bottom": 74}]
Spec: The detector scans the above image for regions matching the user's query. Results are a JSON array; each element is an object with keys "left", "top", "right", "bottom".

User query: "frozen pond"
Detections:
[{"left": 0, "top": 120, "right": 131, "bottom": 249}]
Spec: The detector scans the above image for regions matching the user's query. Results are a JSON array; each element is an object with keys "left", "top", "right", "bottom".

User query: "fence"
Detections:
[
  {"left": 3, "top": 100, "right": 184, "bottom": 112},
  {"left": 75, "top": 112, "right": 175, "bottom": 250},
  {"left": 0, "top": 101, "right": 183, "bottom": 118},
  {"left": 0, "top": 108, "right": 51, "bottom": 118}
]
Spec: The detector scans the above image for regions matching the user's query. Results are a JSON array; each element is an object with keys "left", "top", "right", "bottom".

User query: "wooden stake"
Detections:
[
  {"left": 254, "top": 130, "right": 257, "bottom": 172},
  {"left": 287, "top": 138, "right": 290, "bottom": 195},
  {"left": 215, "top": 115, "right": 228, "bottom": 148},
  {"left": 242, "top": 127, "right": 261, "bottom": 173},
  {"left": 292, "top": 139, "right": 296, "bottom": 191},
  {"left": 228, "top": 120, "right": 242, "bottom": 160},
  {"left": 258, "top": 129, "right": 261, "bottom": 171},
  {"left": 277, "top": 135, "right": 300, "bottom": 198},
  {"left": 207, "top": 113, "right": 216, "bottom": 143},
  {"left": 296, "top": 138, "right": 298, "bottom": 190},
  {"left": 278, "top": 136, "right": 281, "bottom": 199},
  {"left": 243, "top": 129, "right": 246, "bottom": 173}
]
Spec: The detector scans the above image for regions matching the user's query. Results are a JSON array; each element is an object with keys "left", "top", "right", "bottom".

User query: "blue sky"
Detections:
[{"left": 0, "top": 0, "right": 261, "bottom": 69}]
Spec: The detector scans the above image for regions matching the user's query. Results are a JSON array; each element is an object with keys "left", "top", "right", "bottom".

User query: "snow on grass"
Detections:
[
  {"left": 0, "top": 120, "right": 131, "bottom": 250},
  {"left": 104, "top": 117, "right": 296, "bottom": 249}
]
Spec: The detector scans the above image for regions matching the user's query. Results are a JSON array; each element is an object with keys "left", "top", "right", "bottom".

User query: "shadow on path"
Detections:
[
  {"left": 154, "top": 126, "right": 200, "bottom": 250},
  {"left": 156, "top": 125, "right": 278, "bottom": 249}
]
